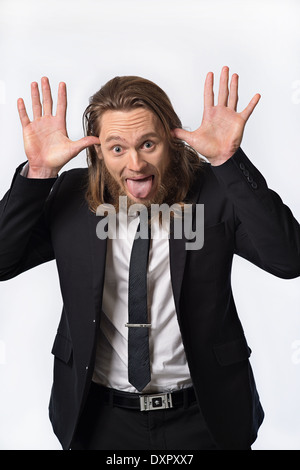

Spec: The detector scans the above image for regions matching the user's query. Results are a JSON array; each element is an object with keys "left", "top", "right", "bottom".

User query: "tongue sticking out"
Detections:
[{"left": 126, "top": 176, "right": 153, "bottom": 199}]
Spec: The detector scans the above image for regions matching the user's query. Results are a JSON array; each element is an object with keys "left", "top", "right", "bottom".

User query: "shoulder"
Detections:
[
  {"left": 59, "top": 167, "right": 88, "bottom": 185},
  {"left": 187, "top": 161, "right": 223, "bottom": 203},
  {"left": 46, "top": 167, "right": 89, "bottom": 210},
  {"left": 52, "top": 167, "right": 89, "bottom": 194}
]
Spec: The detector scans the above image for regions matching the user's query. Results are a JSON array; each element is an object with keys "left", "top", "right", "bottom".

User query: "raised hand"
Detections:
[
  {"left": 172, "top": 66, "right": 261, "bottom": 166},
  {"left": 17, "top": 77, "right": 100, "bottom": 178}
]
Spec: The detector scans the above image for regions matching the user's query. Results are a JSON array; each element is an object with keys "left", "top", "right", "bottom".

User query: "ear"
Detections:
[{"left": 94, "top": 143, "right": 103, "bottom": 160}]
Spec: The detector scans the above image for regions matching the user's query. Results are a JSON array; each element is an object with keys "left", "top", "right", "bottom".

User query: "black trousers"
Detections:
[{"left": 71, "top": 382, "right": 218, "bottom": 450}]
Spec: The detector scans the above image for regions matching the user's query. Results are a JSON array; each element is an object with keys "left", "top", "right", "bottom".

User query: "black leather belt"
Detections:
[{"left": 92, "top": 383, "right": 196, "bottom": 411}]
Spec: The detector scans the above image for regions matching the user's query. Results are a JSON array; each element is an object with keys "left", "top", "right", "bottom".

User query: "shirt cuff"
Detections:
[
  {"left": 19, "top": 162, "right": 58, "bottom": 179},
  {"left": 20, "top": 162, "right": 29, "bottom": 177}
]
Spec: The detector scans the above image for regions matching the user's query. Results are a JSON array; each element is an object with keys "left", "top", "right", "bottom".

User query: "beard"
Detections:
[{"left": 102, "top": 158, "right": 181, "bottom": 212}]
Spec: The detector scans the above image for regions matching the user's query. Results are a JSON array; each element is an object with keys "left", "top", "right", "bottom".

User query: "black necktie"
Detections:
[{"left": 127, "top": 221, "right": 151, "bottom": 391}]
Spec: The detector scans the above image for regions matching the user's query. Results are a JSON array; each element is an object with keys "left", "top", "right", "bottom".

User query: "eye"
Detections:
[
  {"left": 113, "top": 145, "right": 122, "bottom": 154},
  {"left": 143, "top": 141, "right": 154, "bottom": 150}
]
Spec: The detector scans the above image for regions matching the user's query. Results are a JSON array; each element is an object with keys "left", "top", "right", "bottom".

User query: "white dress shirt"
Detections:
[{"left": 92, "top": 214, "right": 192, "bottom": 393}]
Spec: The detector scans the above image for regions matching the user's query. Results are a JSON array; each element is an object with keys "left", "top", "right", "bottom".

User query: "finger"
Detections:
[
  {"left": 240, "top": 93, "right": 261, "bottom": 122},
  {"left": 31, "top": 81, "right": 42, "bottom": 119},
  {"left": 71, "top": 136, "right": 101, "bottom": 156},
  {"left": 41, "top": 76, "right": 53, "bottom": 116},
  {"left": 17, "top": 98, "right": 30, "bottom": 128},
  {"left": 56, "top": 82, "right": 67, "bottom": 121},
  {"left": 204, "top": 72, "right": 214, "bottom": 109},
  {"left": 228, "top": 73, "right": 239, "bottom": 110},
  {"left": 171, "top": 128, "right": 194, "bottom": 146},
  {"left": 218, "top": 66, "right": 229, "bottom": 106}
]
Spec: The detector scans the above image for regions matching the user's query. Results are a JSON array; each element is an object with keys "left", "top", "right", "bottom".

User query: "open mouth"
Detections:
[{"left": 125, "top": 175, "right": 154, "bottom": 199}]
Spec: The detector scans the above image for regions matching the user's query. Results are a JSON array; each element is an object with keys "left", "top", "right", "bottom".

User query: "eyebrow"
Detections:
[{"left": 104, "top": 132, "right": 160, "bottom": 145}]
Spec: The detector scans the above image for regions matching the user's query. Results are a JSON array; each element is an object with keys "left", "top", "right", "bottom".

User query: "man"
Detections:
[{"left": 0, "top": 67, "right": 299, "bottom": 450}]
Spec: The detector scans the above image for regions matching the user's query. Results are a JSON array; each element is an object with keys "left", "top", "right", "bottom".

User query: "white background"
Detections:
[{"left": 0, "top": 0, "right": 299, "bottom": 450}]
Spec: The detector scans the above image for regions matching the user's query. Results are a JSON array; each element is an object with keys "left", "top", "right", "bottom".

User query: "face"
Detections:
[{"left": 97, "top": 108, "right": 170, "bottom": 205}]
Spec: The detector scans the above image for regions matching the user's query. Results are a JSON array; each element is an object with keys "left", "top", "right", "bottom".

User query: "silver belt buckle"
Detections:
[{"left": 139, "top": 392, "right": 173, "bottom": 411}]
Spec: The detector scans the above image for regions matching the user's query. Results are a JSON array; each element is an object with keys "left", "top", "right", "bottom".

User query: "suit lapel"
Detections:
[
  {"left": 169, "top": 229, "right": 187, "bottom": 317},
  {"left": 87, "top": 210, "right": 107, "bottom": 315},
  {"left": 169, "top": 170, "right": 204, "bottom": 318}
]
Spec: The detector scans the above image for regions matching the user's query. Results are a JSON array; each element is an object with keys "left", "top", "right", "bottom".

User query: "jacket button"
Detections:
[
  {"left": 239, "top": 163, "right": 245, "bottom": 170},
  {"left": 251, "top": 182, "right": 258, "bottom": 189}
]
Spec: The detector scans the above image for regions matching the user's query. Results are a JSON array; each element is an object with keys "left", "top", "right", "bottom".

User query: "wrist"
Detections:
[
  {"left": 27, "top": 165, "right": 59, "bottom": 179},
  {"left": 209, "top": 147, "right": 240, "bottom": 167}
]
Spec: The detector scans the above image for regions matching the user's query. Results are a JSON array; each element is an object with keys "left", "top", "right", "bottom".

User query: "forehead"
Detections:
[{"left": 99, "top": 108, "right": 164, "bottom": 140}]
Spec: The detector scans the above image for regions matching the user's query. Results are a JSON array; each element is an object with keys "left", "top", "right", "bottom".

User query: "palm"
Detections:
[
  {"left": 17, "top": 78, "right": 99, "bottom": 176},
  {"left": 192, "top": 106, "right": 246, "bottom": 159},
  {"left": 173, "top": 67, "right": 260, "bottom": 166},
  {"left": 22, "top": 116, "right": 72, "bottom": 170}
]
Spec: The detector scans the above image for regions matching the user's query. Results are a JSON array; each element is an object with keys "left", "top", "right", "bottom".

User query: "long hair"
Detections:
[{"left": 83, "top": 76, "right": 203, "bottom": 212}]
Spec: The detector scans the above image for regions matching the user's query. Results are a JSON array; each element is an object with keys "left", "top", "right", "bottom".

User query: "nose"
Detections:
[{"left": 127, "top": 149, "right": 147, "bottom": 173}]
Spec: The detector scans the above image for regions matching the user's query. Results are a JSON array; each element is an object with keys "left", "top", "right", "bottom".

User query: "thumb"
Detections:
[
  {"left": 71, "top": 136, "right": 100, "bottom": 156},
  {"left": 171, "top": 127, "right": 193, "bottom": 145}
]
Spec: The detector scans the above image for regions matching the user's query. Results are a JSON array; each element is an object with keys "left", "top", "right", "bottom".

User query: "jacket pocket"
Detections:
[
  {"left": 213, "top": 337, "right": 251, "bottom": 366},
  {"left": 51, "top": 332, "right": 73, "bottom": 364}
]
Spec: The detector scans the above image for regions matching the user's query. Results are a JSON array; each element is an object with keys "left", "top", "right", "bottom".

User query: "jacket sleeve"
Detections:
[
  {"left": 0, "top": 162, "right": 60, "bottom": 280},
  {"left": 211, "top": 148, "right": 300, "bottom": 279}
]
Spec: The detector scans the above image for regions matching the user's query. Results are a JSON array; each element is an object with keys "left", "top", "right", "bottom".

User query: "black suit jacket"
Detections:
[{"left": 0, "top": 148, "right": 299, "bottom": 450}]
